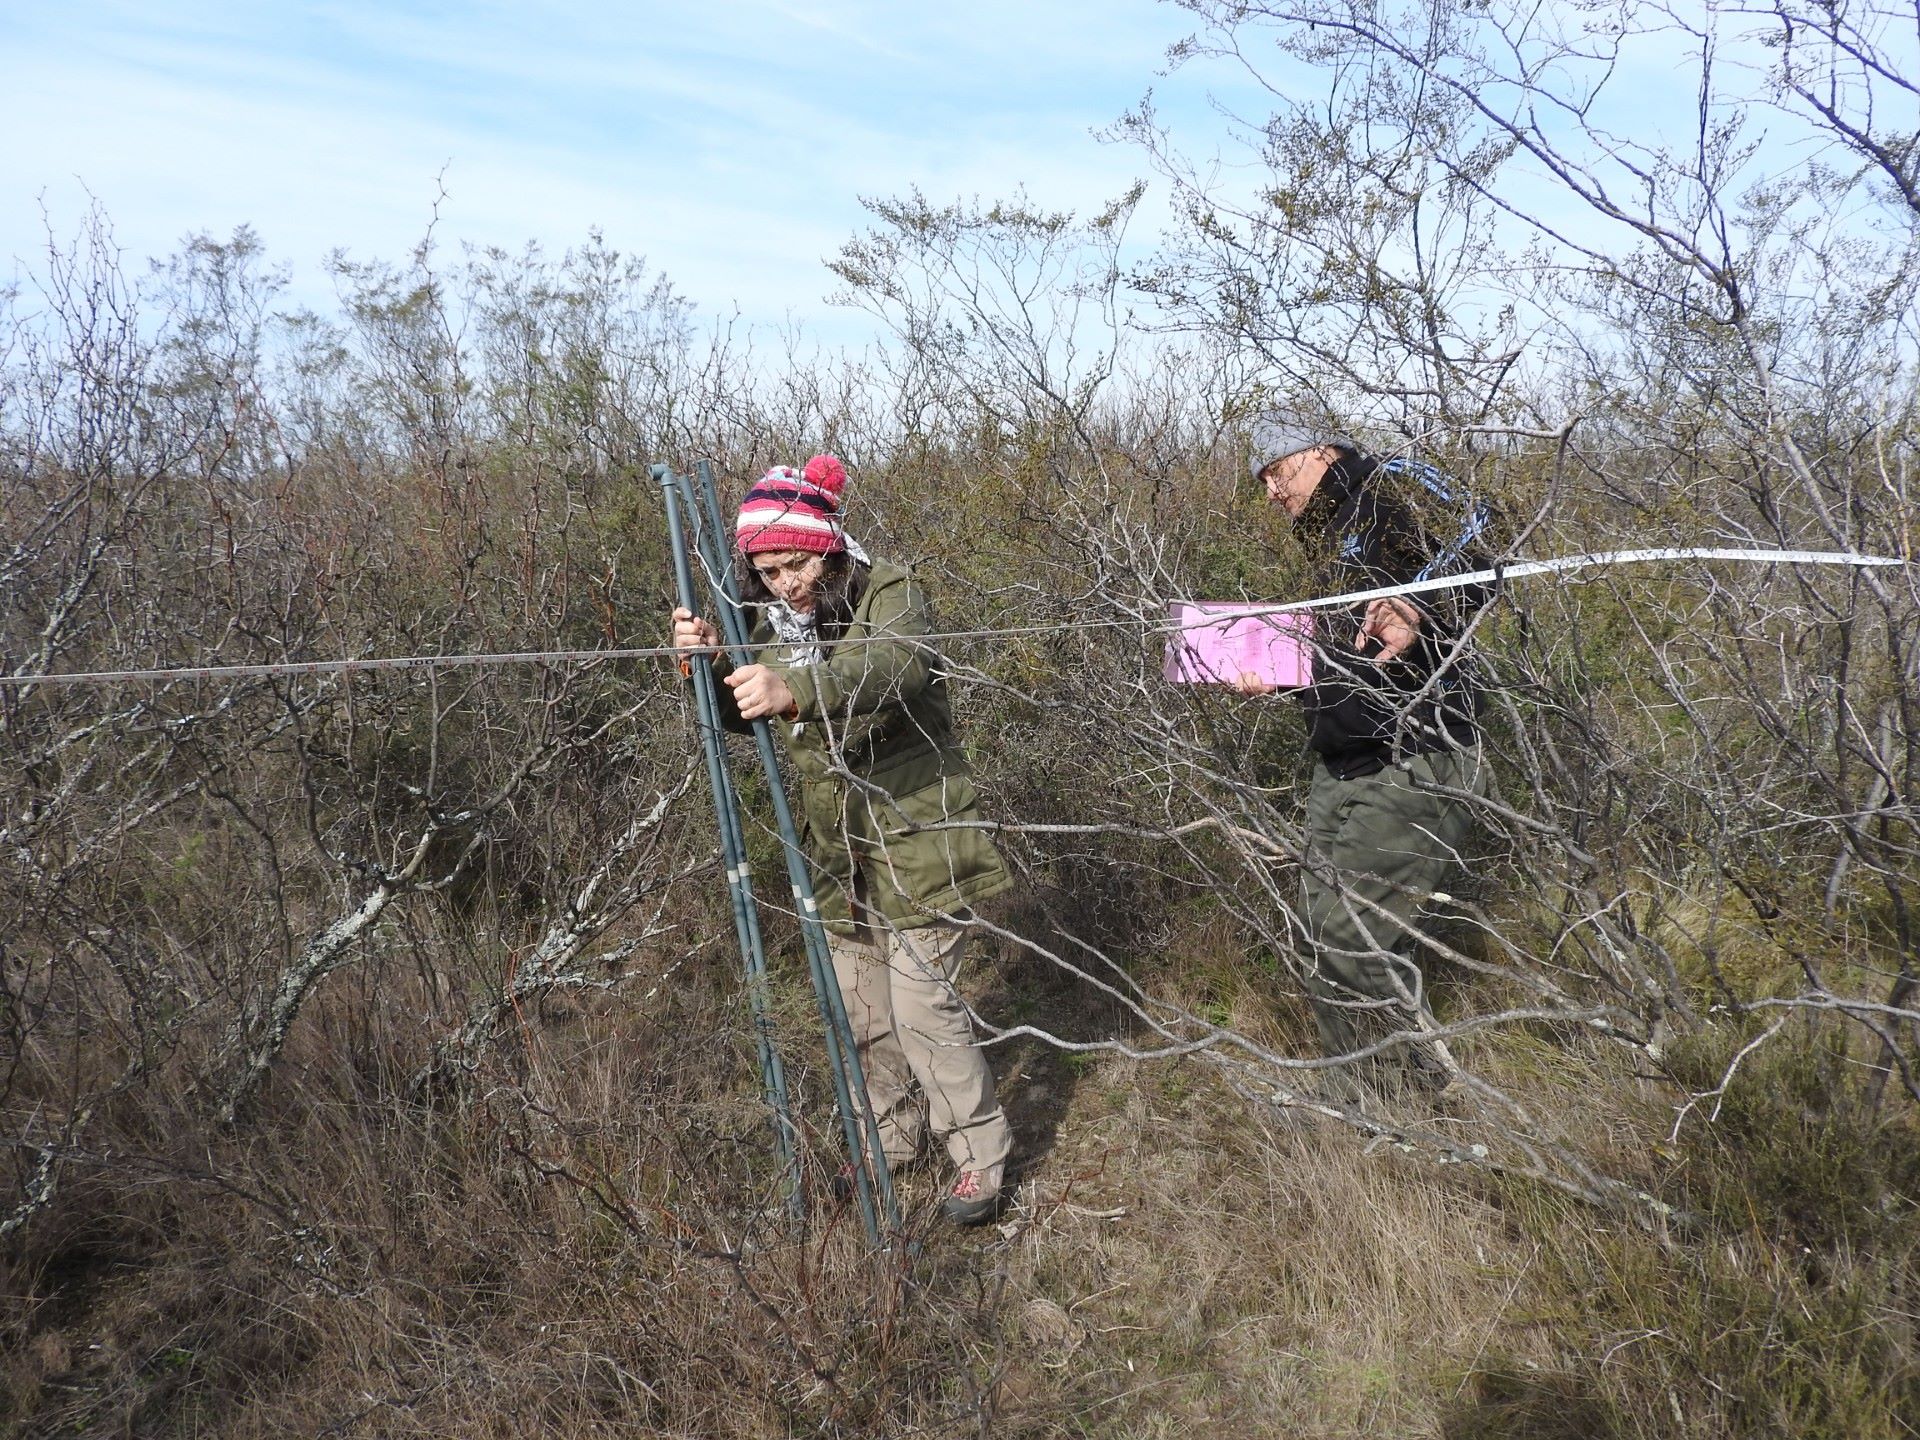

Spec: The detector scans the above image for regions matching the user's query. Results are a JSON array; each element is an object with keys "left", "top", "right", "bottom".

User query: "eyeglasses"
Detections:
[{"left": 753, "top": 556, "right": 822, "bottom": 585}]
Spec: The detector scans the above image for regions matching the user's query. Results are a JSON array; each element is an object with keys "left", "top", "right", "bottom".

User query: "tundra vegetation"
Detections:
[{"left": 3, "top": 2, "right": 1917, "bottom": 1435}]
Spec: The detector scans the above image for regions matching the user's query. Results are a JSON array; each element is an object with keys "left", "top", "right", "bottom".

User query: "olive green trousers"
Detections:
[{"left": 1299, "top": 747, "right": 1491, "bottom": 1060}]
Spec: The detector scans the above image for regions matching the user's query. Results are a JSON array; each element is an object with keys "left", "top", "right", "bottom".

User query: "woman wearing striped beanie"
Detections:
[
  {"left": 735, "top": 453, "right": 851, "bottom": 555},
  {"left": 670, "top": 455, "right": 1015, "bottom": 1225}
]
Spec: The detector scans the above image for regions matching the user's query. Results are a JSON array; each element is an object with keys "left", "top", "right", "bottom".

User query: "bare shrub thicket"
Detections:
[
  {"left": 819, "top": 6, "right": 1917, "bottom": 1425},
  {"left": 823, "top": 0, "right": 1920, "bottom": 1203},
  {"left": 0, "top": 221, "right": 979, "bottom": 1434},
  {"left": 3, "top": 2, "right": 1917, "bottom": 1434}
]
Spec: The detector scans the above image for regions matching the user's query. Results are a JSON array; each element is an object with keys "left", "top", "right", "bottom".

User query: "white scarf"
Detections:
[{"left": 766, "top": 601, "right": 819, "bottom": 657}]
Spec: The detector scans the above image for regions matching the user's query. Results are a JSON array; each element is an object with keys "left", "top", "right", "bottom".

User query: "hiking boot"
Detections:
[
  {"left": 1399, "top": 1041, "right": 1458, "bottom": 1096},
  {"left": 829, "top": 1163, "right": 857, "bottom": 1205},
  {"left": 942, "top": 1168, "right": 1003, "bottom": 1226}
]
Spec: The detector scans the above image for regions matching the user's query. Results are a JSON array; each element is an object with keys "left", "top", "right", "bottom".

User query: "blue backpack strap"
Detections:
[{"left": 1377, "top": 457, "right": 1494, "bottom": 582}]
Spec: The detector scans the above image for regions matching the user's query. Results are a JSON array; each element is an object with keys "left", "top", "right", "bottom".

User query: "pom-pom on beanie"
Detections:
[{"left": 735, "top": 454, "right": 849, "bottom": 555}]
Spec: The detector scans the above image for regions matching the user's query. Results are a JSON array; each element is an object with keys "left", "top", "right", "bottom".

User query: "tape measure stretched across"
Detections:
[
  {"left": 1203, "top": 548, "right": 1903, "bottom": 618},
  {"left": 0, "top": 548, "right": 1903, "bottom": 690}
]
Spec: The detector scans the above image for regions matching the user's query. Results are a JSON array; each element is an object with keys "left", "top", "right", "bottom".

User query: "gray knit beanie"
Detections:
[{"left": 1247, "top": 409, "right": 1356, "bottom": 482}]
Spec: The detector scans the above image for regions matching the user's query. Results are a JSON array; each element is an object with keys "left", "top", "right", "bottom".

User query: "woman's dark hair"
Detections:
[{"left": 734, "top": 548, "right": 868, "bottom": 642}]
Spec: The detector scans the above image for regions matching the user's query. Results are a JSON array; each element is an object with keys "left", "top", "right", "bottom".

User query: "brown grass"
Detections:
[
  {"left": 4, "top": 223, "right": 1915, "bottom": 1440},
  {"left": 9, "top": 913, "right": 1912, "bottom": 1439}
]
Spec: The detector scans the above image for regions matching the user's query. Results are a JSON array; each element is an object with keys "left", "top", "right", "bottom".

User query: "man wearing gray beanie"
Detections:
[{"left": 1239, "top": 409, "right": 1499, "bottom": 1098}]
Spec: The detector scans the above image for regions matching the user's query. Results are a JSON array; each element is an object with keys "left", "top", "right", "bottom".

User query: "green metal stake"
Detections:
[
  {"left": 657, "top": 468, "right": 805, "bottom": 1227},
  {"left": 682, "top": 459, "right": 902, "bottom": 1243}
]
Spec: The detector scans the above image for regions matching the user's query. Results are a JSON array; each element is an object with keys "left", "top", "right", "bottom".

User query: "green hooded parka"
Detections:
[{"left": 715, "top": 558, "right": 1010, "bottom": 933}]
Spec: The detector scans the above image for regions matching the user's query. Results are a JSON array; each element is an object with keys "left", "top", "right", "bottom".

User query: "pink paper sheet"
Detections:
[{"left": 1163, "top": 603, "right": 1314, "bottom": 687}]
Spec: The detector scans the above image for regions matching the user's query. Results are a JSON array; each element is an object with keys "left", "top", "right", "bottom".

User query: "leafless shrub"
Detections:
[{"left": 3, "top": 8, "right": 1916, "bottom": 1428}]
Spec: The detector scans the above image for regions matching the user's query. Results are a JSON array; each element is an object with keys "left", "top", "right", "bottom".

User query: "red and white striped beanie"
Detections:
[{"left": 734, "top": 454, "right": 849, "bottom": 556}]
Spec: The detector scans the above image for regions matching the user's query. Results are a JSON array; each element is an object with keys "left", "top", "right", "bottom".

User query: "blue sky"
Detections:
[
  {"left": 8, "top": 1, "right": 1900, "bottom": 362},
  {"left": 2, "top": 0, "right": 1231, "bottom": 339}
]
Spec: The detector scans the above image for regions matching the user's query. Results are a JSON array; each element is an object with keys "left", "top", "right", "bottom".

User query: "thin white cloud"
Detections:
[
  {"left": 0, "top": 0, "right": 1229, "bottom": 340},
  {"left": 751, "top": 0, "right": 920, "bottom": 66}
]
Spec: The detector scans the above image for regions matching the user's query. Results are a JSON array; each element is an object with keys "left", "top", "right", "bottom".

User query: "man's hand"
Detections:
[
  {"left": 670, "top": 606, "right": 719, "bottom": 651},
  {"left": 1232, "top": 669, "right": 1278, "bottom": 697},
  {"left": 725, "top": 664, "right": 798, "bottom": 721},
  {"left": 1358, "top": 597, "right": 1422, "bottom": 662}
]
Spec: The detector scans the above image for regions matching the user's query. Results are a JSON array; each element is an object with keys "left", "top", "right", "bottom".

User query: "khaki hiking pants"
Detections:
[
  {"left": 1299, "top": 746, "right": 1492, "bottom": 1060},
  {"left": 827, "top": 890, "right": 1011, "bottom": 1181}
]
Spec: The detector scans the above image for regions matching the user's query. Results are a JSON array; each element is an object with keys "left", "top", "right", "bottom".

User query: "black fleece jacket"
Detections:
[{"left": 1297, "top": 452, "right": 1496, "bottom": 779}]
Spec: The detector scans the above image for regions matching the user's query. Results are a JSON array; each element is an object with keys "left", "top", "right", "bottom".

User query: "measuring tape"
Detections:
[{"left": 0, "top": 548, "right": 1902, "bottom": 689}]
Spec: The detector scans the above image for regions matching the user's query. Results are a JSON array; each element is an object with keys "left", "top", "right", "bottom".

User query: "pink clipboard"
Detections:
[{"left": 1164, "top": 602, "right": 1314, "bottom": 687}]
